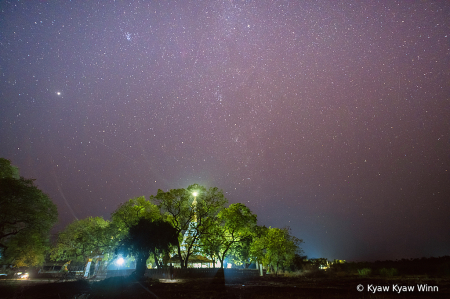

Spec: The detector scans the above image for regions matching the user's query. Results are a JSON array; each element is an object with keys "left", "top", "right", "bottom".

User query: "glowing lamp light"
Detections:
[
  {"left": 192, "top": 191, "right": 198, "bottom": 197},
  {"left": 116, "top": 257, "right": 124, "bottom": 265}
]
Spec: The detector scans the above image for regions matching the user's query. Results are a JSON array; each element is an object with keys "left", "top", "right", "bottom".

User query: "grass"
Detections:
[{"left": 379, "top": 267, "right": 398, "bottom": 277}]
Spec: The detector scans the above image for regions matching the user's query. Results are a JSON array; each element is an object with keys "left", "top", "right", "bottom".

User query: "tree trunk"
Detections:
[
  {"left": 218, "top": 247, "right": 230, "bottom": 269},
  {"left": 183, "top": 252, "right": 192, "bottom": 269},
  {"left": 154, "top": 257, "right": 161, "bottom": 269},
  {"left": 135, "top": 252, "right": 150, "bottom": 278},
  {"left": 150, "top": 249, "right": 161, "bottom": 268},
  {"left": 176, "top": 243, "right": 186, "bottom": 269}
]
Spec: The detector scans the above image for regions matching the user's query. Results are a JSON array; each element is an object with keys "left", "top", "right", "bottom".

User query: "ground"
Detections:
[{"left": 1, "top": 274, "right": 449, "bottom": 298}]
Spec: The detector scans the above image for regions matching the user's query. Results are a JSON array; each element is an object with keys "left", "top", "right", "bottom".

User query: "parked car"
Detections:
[{"left": 15, "top": 272, "right": 29, "bottom": 279}]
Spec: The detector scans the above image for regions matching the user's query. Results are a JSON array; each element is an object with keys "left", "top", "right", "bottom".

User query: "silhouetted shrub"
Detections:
[{"left": 357, "top": 268, "right": 371, "bottom": 276}]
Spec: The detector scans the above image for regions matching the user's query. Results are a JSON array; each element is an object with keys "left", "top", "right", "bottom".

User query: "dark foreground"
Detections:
[{"left": 1, "top": 274, "right": 449, "bottom": 299}]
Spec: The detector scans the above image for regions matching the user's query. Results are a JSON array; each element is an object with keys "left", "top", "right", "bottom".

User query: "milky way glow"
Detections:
[{"left": 1, "top": 1, "right": 449, "bottom": 261}]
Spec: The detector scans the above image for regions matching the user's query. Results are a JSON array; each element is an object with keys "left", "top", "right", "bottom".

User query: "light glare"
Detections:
[{"left": 116, "top": 257, "right": 124, "bottom": 265}]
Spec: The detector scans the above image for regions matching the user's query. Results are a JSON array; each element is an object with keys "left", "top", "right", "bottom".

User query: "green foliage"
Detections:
[
  {"left": 151, "top": 184, "right": 228, "bottom": 268},
  {"left": 229, "top": 235, "right": 253, "bottom": 267},
  {"left": 358, "top": 268, "right": 372, "bottom": 276},
  {"left": 251, "top": 226, "right": 303, "bottom": 274},
  {"left": 111, "top": 196, "right": 161, "bottom": 232},
  {"left": 51, "top": 217, "right": 113, "bottom": 263},
  {"left": 0, "top": 158, "right": 19, "bottom": 179},
  {"left": 5, "top": 231, "right": 48, "bottom": 267},
  {"left": 116, "top": 218, "right": 177, "bottom": 277},
  {"left": 379, "top": 267, "right": 398, "bottom": 277},
  {"left": 48, "top": 183, "right": 306, "bottom": 275},
  {"left": 0, "top": 158, "right": 58, "bottom": 266},
  {"left": 109, "top": 196, "right": 162, "bottom": 262},
  {"left": 199, "top": 222, "right": 222, "bottom": 266},
  {"left": 200, "top": 203, "right": 257, "bottom": 268}
]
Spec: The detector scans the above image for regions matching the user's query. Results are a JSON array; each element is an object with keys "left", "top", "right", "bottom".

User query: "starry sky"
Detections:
[{"left": 1, "top": 0, "right": 449, "bottom": 261}]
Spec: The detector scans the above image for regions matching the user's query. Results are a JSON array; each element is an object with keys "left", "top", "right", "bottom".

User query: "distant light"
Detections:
[
  {"left": 192, "top": 191, "right": 198, "bottom": 197},
  {"left": 116, "top": 257, "right": 124, "bottom": 265}
]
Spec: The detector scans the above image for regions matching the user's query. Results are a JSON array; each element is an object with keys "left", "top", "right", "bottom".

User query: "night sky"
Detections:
[{"left": 1, "top": 0, "right": 449, "bottom": 262}]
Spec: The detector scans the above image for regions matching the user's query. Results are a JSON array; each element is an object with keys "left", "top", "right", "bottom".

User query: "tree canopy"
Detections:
[
  {"left": 50, "top": 217, "right": 113, "bottom": 263},
  {"left": 0, "top": 158, "right": 58, "bottom": 266},
  {"left": 0, "top": 158, "right": 19, "bottom": 179},
  {"left": 200, "top": 203, "right": 257, "bottom": 268},
  {"left": 0, "top": 156, "right": 306, "bottom": 274},
  {"left": 116, "top": 218, "right": 178, "bottom": 277},
  {"left": 111, "top": 196, "right": 161, "bottom": 231},
  {"left": 251, "top": 226, "right": 303, "bottom": 274},
  {"left": 151, "top": 184, "right": 228, "bottom": 268},
  {"left": 46, "top": 182, "right": 304, "bottom": 275}
]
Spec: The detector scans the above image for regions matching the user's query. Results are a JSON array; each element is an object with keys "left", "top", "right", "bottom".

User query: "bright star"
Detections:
[{"left": 56, "top": 92, "right": 61, "bottom": 96}]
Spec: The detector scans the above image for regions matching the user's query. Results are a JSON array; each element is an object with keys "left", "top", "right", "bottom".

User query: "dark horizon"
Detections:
[{"left": 1, "top": 0, "right": 449, "bottom": 262}]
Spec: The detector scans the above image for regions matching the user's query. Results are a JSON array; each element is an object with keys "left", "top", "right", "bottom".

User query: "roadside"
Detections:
[{"left": 1, "top": 274, "right": 449, "bottom": 298}]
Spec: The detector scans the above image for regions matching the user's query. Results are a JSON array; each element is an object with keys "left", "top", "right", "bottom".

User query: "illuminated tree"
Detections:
[
  {"left": 228, "top": 235, "right": 253, "bottom": 268},
  {"left": 0, "top": 158, "right": 58, "bottom": 267},
  {"left": 251, "top": 226, "right": 303, "bottom": 274},
  {"left": 151, "top": 184, "right": 227, "bottom": 268},
  {"left": 200, "top": 203, "right": 257, "bottom": 268},
  {"left": 115, "top": 218, "right": 177, "bottom": 277},
  {"left": 52, "top": 197, "right": 161, "bottom": 274},
  {"left": 111, "top": 196, "right": 161, "bottom": 231},
  {"left": 50, "top": 217, "right": 113, "bottom": 263}
]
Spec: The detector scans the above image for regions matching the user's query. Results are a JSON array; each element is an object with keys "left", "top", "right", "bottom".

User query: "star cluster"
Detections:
[{"left": 1, "top": 0, "right": 449, "bottom": 261}]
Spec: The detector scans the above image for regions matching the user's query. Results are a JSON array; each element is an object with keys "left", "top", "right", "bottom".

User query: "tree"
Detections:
[
  {"left": 51, "top": 197, "right": 161, "bottom": 276},
  {"left": 151, "top": 184, "right": 227, "bottom": 268},
  {"left": 115, "top": 218, "right": 178, "bottom": 277},
  {"left": 109, "top": 196, "right": 162, "bottom": 260},
  {"left": 0, "top": 158, "right": 19, "bottom": 179},
  {"left": 199, "top": 221, "right": 222, "bottom": 268},
  {"left": 111, "top": 196, "right": 161, "bottom": 231},
  {"left": 200, "top": 203, "right": 257, "bottom": 268},
  {"left": 248, "top": 225, "right": 269, "bottom": 270},
  {"left": 288, "top": 254, "right": 309, "bottom": 272},
  {"left": 251, "top": 227, "right": 303, "bottom": 275},
  {"left": 4, "top": 229, "right": 49, "bottom": 267},
  {"left": 50, "top": 217, "right": 113, "bottom": 263},
  {"left": 228, "top": 235, "right": 253, "bottom": 268},
  {"left": 0, "top": 158, "right": 58, "bottom": 267}
]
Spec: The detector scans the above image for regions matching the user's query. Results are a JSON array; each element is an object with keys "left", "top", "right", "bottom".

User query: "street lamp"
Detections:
[
  {"left": 116, "top": 257, "right": 124, "bottom": 276},
  {"left": 116, "top": 257, "right": 124, "bottom": 266}
]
